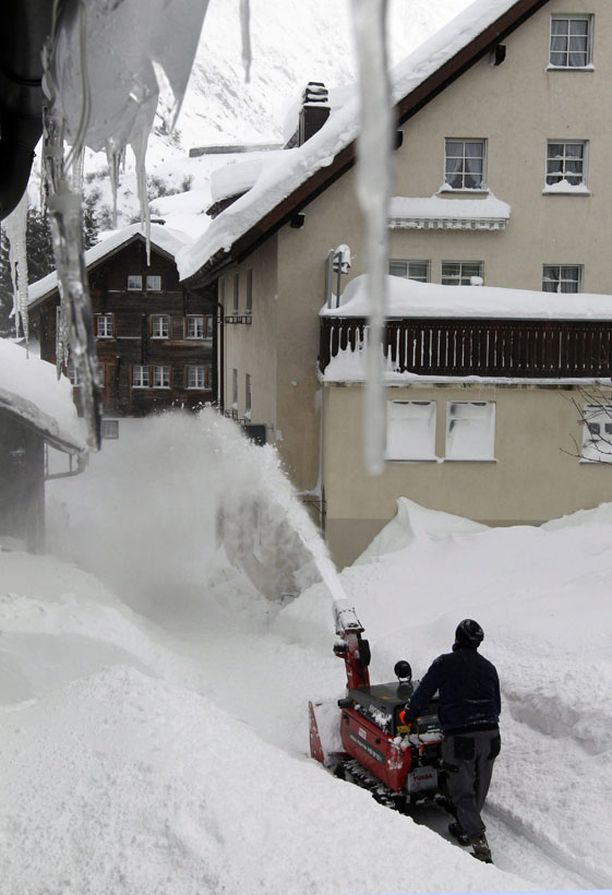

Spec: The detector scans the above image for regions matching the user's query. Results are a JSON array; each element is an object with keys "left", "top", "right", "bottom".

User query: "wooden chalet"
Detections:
[{"left": 28, "top": 224, "right": 216, "bottom": 422}]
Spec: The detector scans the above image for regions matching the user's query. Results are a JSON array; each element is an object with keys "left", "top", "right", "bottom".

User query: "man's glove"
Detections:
[{"left": 398, "top": 708, "right": 415, "bottom": 729}]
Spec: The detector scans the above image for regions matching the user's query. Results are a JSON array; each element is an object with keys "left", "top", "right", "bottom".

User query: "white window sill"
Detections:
[
  {"left": 386, "top": 456, "right": 439, "bottom": 463},
  {"left": 96, "top": 335, "right": 113, "bottom": 340},
  {"left": 546, "top": 64, "right": 594, "bottom": 72},
  {"left": 444, "top": 457, "right": 497, "bottom": 463},
  {"left": 186, "top": 336, "right": 204, "bottom": 341},
  {"left": 542, "top": 186, "right": 590, "bottom": 196},
  {"left": 150, "top": 336, "right": 169, "bottom": 340},
  {"left": 437, "top": 187, "right": 489, "bottom": 196},
  {"left": 131, "top": 385, "right": 149, "bottom": 389},
  {"left": 187, "top": 386, "right": 208, "bottom": 390}
]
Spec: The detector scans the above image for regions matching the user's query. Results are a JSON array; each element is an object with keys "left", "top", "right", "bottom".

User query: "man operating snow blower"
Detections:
[{"left": 399, "top": 619, "right": 501, "bottom": 864}]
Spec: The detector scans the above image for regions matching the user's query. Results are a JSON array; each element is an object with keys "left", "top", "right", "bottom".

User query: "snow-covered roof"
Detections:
[
  {"left": 209, "top": 152, "right": 288, "bottom": 203},
  {"left": 388, "top": 193, "right": 511, "bottom": 231},
  {"left": 321, "top": 275, "right": 612, "bottom": 321},
  {"left": 177, "top": 0, "right": 528, "bottom": 282},
  {"left": 28, "top": 223, "right": 191, "bottom": 306},
  {"left": 0, "top": 340, "right": 87, "bottom": 454}
]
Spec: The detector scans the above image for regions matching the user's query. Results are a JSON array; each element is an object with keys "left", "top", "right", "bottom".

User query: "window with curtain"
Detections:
[
  {"left": 549, "top": 16, "right": 593, "bottom": 68},
  {"left": 546, "top": 141, "right": 587, "bottom": 186},
  {"left": 132, "top": 365, "right": 149, "bottom": 388},
  {"left": 441, "top": 261, "right": 483, "bottom": 286},
  {"left": 389, "top": 260, "right": 430, "bottom": 282},
  {"left": 96, "top": 314, "right": 114, "bottom": 338},
  {"left": 444, "top": 139, "right": 486, "bottom": 190},
  {"left": 542, "top": 265, "right": 582, "bottom": 293}
]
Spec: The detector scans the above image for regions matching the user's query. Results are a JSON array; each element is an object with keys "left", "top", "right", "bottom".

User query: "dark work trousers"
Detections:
[{"left": 442, "top": 729, "right": 501, "bottom": 838}]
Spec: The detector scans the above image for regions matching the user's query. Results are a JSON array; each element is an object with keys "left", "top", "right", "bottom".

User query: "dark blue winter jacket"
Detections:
[{"left": 404, "top": 646, "right": 500, "bottom": 735}]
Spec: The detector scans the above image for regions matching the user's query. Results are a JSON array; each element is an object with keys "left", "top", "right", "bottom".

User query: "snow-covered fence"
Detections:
[{"left": 319, "top": 317, "right": 612, "bottom": 379}]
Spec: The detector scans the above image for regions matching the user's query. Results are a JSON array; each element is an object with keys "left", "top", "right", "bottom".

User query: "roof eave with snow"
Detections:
[
  {"left": 28, "top": 224, "right": 190, "bottom": 309},
  {"left": 178, "top": 0, "right": 550, "bottom": 287}
]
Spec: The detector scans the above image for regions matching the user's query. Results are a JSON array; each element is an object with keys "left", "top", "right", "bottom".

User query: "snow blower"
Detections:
[{"left": 308, "top": 601, "right": 446, "bottom": 812}]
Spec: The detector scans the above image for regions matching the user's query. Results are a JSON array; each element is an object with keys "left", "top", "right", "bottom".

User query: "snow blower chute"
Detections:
[{"left": 308, "top": 601, "right": 445, "bottom": 812}]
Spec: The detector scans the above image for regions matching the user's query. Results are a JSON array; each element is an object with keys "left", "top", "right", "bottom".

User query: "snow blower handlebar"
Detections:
[{"left": 333, "top": 601, "right": 371, "bottom": 690}]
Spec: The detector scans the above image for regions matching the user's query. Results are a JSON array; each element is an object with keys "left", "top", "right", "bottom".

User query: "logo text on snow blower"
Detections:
[{"left": 348, "top": 731, "right": 384, "bottom": 764}]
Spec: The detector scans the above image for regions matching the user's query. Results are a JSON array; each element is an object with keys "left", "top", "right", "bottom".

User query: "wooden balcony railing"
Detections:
[{"left": 319, "top": 317, "right": 612, "bottom": 378}]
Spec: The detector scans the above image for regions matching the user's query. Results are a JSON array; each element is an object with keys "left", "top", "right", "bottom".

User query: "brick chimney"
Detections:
[{"left": 297, "top": 82, "right": 330, "bottom": 146}]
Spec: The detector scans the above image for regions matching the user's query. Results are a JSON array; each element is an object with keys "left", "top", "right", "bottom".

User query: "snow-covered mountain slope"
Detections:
[
  {"left": 76, "top": 0, "right": 474, "bottom": 232},
  {"left": 169, "top": 0, "right": 475, "bottom": 154}
]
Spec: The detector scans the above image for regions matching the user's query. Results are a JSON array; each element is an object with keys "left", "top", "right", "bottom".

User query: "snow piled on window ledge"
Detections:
[{"left": 542, "top": 181, "right": 590, "bottom": 195}]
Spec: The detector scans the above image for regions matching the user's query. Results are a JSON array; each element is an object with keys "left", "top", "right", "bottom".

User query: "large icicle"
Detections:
[
  {"left": 351, "top": 0, "right": 393, "bottom": 474},
  {"left": 4, "top": 193, "right": 30, "bottom": 345},
  {"left": 37, "top": 0, "right": 211, "bottom": 448},
  {"left": 240, "top": 0, "right": 253, "bottom": 84}
]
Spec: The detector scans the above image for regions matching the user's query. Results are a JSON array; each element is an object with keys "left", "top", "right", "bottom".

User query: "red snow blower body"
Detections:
[{"left": 309, "top": 603, "right": 445, "bottom": 810}]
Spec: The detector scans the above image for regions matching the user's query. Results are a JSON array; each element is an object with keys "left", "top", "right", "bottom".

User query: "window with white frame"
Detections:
[
  {"left": 101, "top": 419, "right": 119, "bottom": 439},
  {"left": 186, "top": 315, "right": 204, "bottom": 339},
  {"left": 546, "top": 141, "right": 588, "bottom": 187},
  {"left": 187, "top": 364, "right": 210, "bottom": 389},
  {"left": 582, "top": 405, "right": 612, "bottom": 463},
  {"left": 446, "top": 402, "right": 496, "bottom": 461},
  {"left": 444, "top": 139, "right": 486, "bottom": 190},
  {"left": 127, "top": 275, "right": 143, "bottom": 291},
  {"left": 245, "top": 373, "right": 252, "bottom": 420},
  {"left": 542, "top": 264, "right": 582, "bottom": 293},
  {"left": 232, "top": 368, "right": 238, "bottom": 411},
  {"left": 245, "top": 269, "right": 253, "bottom": 317},
  {"left": 389, "top": 260, "right": 430, "bottom": 282},
  {"left": 549, "top": 15, "right": 593, "bottom": 69},
  {"left": 152, "top": 365, "right": 170, "bottom": 388},
  {"left": 386, "top": 400, "right": 437, "bottom": 461},
  {"left": 146, "top": 274, "right": 162, "bottom": 291},
  {"left": 151, "top": 315, "right": 169, "bottom": 338},
  {"left": 132, "top": 365, "right": 149, "bottom": 388},
  {"left": 441, "top": 261, "right": 484, "bottom": 286},
  {"left": 233, "top": 273, "right": 240, "bottom": 312},
  {"left": 96, "top": 314, "right": 114, "bottom": 338},
  {"left": 205, "top": 315, "right": 214, "bottom": 338}
]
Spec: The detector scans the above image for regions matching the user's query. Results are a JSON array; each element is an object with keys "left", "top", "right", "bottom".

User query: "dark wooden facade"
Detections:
[
  {"left": 320, "top": 317, "right": 612, "bottom": 379},
  {"left": 0, "top": 410, "right": 45, "bottom": 552},
  {"left": 33, "top": 236, "right": 216, "bottom": 416}
]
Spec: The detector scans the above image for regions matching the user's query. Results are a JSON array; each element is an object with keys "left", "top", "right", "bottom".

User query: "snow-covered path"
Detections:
[{"left": 2, "top": 411, "right": 609, "bottom": 893}]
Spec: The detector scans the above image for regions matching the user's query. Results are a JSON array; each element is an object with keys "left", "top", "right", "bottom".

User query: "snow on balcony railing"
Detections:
[
  {"left": 319, "top": 276, "right": 612, "bottom": 380},
  {"left": 388, "top": 193, "right": 511, "bottom": 231}
]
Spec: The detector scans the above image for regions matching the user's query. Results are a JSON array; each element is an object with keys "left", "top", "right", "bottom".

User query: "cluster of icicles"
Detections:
[{"left": 5, "top": 0, "right": 392, "bottom": 473}]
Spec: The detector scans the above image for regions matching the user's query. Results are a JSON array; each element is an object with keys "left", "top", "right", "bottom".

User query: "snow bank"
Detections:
[
  {"left": 0, "top": 663, "right": 526, "bottom": 895},
  {"left": 5, "top": 409, "right": 611, "bottom": 891},
  {"left": 321, "top": 273, "right": 612, "bottom": 320},
  {"left": 0, "top": 338, "right": 86, "bottom": 452},
  {"left": 281, "top": 498, "right": 612, "bottom": 887},
  {"left": 356, "top": 497, "right": 488, "bottom": 562}
]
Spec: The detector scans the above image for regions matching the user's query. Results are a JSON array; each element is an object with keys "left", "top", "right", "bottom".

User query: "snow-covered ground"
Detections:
[{"left": 1, "top": 410, "right": 611, "bottom": 894}]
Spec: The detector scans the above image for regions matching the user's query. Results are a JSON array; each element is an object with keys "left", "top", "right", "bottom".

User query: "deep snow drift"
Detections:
[{"left": 1, "top": 411, "right": 611, "bottom": 893}]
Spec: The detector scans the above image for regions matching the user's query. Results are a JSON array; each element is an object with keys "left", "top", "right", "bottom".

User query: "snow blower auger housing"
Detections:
[{"left": 308, "top": 602, "right": 445, "bottom": 811}]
